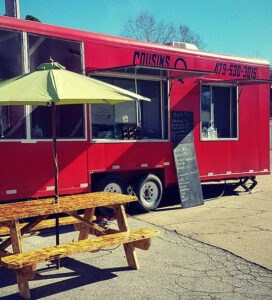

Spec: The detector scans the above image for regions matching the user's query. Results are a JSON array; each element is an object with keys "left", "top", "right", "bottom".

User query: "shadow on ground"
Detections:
[
  {"left": 127, "top": 181, "right": 246, "bottom": 215},
  {"left": 0, "top": 257, "right": 130, "bottom": 299}
]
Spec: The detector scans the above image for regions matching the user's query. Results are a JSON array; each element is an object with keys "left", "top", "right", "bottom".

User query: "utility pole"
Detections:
[{"left": 5, "top": 0, "right": 20, "bottom": 18}]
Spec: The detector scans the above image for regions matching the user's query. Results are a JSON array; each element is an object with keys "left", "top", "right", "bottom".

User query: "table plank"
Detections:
[{"left": 0, "top": 192, "right": 137, "bottom": 222}]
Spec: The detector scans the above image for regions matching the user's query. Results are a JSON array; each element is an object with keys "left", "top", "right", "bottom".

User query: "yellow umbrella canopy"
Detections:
[{"left": 0, "top": 61, "right": 150, "bottom": 105}]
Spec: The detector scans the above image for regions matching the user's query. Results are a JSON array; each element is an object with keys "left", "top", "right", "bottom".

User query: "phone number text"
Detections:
[{"left": 214, "top": 62, "right": 257, "bottom": 79}]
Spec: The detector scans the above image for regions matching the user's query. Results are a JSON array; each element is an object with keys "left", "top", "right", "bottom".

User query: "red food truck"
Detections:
[{"left": 0, "top": 16, "right": 270, "bottom": 211}]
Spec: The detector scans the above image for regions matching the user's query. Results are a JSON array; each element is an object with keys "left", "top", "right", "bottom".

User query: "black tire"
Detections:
[
  {"left": 96, "top": 175, "right": 126, "bottom": 194},
  {"left": 134, "top": 174, "right": 163, "bottom": 212},
  {"left": 94, "top": 175, "right": 126, "bottom": 216}
]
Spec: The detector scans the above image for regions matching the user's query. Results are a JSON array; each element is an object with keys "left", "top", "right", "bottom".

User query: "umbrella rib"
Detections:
[
  {"left": 49, "top": 70, "right": 60, "bottom": 103},
  {"left": 103, "top": 99, "right": 111, "bottom": 105}
]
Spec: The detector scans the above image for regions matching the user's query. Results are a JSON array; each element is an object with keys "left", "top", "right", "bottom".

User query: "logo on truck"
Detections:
[
  {"left": 174, "top": 57, "right": 187, "bottom": 69},
  {"left": 133, "top": 51, "right": 187, "bottom": 70},
  {"left": 133, "top": 51, "right": 170, "bottom": 67}
]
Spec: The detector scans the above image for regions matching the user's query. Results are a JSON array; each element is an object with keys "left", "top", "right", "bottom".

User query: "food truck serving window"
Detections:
[
  {"left": 90, "top": 76, "right": 168, "bottom": 141},
  {"left": 0, "top": 29, "right": 85, "bottom": 141},
  {"left": 200, "top": 85, "right": 238, "bottom": 140}
]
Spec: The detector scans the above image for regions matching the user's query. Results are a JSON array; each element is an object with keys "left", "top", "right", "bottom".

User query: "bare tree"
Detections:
[
  {"left": 121, "top": 12, "right": 176, "bottom": 44},
  {"left": 121, "top": 12, "right": 206, "bottom": 50},
  {"left": 178, "top": 25, "right": 206, "bottom": 49}
]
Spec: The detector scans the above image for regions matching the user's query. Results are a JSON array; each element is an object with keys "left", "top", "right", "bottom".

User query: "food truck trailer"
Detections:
[{"left": 0, "top": 16, "right": 270, "bottom": 211}]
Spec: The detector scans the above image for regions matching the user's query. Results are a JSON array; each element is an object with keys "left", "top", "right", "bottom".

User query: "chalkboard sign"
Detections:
[
  {"left": 172, "top": 111, "right": 204, "bottom": 208},
  {"left": 173, "top": 143, "right": 204, "bottom": 208},
  {"left": 172, "top": 111, "right": 194, "bottom": 144}
]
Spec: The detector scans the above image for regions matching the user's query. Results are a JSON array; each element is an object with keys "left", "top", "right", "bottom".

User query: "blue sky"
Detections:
[{"left": 1, "top": 0, "right": 272, "bottom": 63}]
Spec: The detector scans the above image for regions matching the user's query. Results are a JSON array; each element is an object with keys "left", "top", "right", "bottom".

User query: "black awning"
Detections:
[
  {"left": 200, "top": 78, "right": 272, "bottom": 86},
  {"left": 89, "top": 64, "right": 214, "bottom": 80}
]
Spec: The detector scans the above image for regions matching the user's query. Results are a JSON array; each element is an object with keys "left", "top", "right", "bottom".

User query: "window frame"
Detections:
[
  {"left": 89, "top": 72, "right": 170, "bottom": 143},
  {"left": 200, "top": 83, "right": 239, "bottom": 142}
]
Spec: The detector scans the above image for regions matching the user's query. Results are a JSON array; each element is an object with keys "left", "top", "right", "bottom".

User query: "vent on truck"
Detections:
[{"left": 165, "top": 41, "right": 198, "bottom": 50}]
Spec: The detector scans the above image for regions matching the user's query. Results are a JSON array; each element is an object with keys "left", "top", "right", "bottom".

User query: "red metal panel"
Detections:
[
  {"left": 197, "top": 141, "right": 232, "bottom": 178},
  {"left": 0, "top": 141, "right": 88, "bottom": 201},
  {"left": 231, "top": 86, "right": 260, "bottom": 174},
  {"left": 88, "top": 142, "right": 171, "bottom": 172},
  {"left": 258, "top": 84, "right": 271, "bottom": 172}
]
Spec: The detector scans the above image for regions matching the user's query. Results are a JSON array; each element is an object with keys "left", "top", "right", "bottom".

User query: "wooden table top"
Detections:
[{"left": 0, "top": 192, "right": 137, "bottom": 223}]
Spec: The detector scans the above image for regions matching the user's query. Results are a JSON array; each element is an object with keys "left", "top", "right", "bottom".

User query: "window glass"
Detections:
[
  {"left": 0, "top": 29, "right": 26, "bottom": 139},
  {"left": 138, "top": 80, "right": 162, "bottom": 139},
  {"left": 201, "top": 85, "right": 238, "bottom": 140},
  {"left": 28, "top": 34, "right": 84, "bottom": 139},
  {"left": 31, "top": 105, "right": 84, "bottom": 139},
  {"left": 200, "top": 85, "right": 211, "bottom": 138},
  {"left": 213, "top": 86, "right": 231, "bottom": 138},
  {"left": 231, "top": 87, "right": 238, "bottom": 137},
  {"left": 28, "top": 34, "right": 82, "bottom": 73},
  {"left": 115, "top": 67, "right": 135, "bottom": 74},
  {"left": 91, "top": 78, "right": 137, "bottom": 139},
  {"left": 137, "top": 67, "right": 161, "bottom": 76},
  {"left": 0, "top": 106, "right": 26, "bottom": 139},
  {"left": 91, "top": 76, "right": 167, "bottom": 141}
]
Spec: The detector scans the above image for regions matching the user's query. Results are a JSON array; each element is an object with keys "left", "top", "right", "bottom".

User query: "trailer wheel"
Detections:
[
  {"left": 135, "top": 174, "right": 163, "bottom": 212},
  {"left": 96, "top": 175, "right": 126, "bottom": 194},
  {"left": 94, "top": 175, "right": 126, "bottom": 216}
]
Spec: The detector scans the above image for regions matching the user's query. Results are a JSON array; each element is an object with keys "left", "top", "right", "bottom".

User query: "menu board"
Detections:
[
  {"left": 172, "top": 111, "right": 204, "bottom": 208},
  {"left": 172, "top": 111, "right": 194, "bottom": 144}
]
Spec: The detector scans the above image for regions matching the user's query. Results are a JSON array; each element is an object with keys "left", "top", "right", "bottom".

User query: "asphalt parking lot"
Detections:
[
  {"left": 1, "top": 216, "right": 272, "bottom": 300},
  {"left": 137, "top": 168, "right": 272, "bottom": 271},
  {"left": 1, "top": 161, "right": 272, "bottom": 299}
]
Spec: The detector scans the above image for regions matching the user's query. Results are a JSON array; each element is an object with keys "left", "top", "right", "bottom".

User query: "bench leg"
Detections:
[
  {"left": 123, "top": 242, "right": 139, "bottom": 270},
  {"left": 114, "top": 205, "right": 139, "bottom": 270},
  {"left": 9, "top": 221, "right": 31, "bottom": 298},
  {"left": 16, "top": 269, "right": 31, "bottom": 299},
  {"left": 24, "top": 265, "right": 37, "bottom": 279}
]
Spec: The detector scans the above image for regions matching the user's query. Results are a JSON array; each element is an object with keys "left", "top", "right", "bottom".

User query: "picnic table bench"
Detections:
[
  {"left": 0, "top": 214, "right": 90, "bottom": 236},
  {"left": 0, "top": 192, "right": 159, "bottom": 299}
]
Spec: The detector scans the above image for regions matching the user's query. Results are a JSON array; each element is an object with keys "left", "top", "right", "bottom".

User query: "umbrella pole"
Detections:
[
  {"left": 52, "top": 103, "right": 59, "bottom": 205},
  {"left": 52, "top": 103, "right": 60, "bottom": 269}
]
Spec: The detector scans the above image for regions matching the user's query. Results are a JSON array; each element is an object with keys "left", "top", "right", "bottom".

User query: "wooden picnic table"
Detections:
[{"left": 0, "top": 192, "right": 159, "bottom": 299}]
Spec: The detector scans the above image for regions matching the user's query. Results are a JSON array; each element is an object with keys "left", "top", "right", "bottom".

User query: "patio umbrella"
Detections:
[{"left": 0, "top": 61, "right": 150, "bottom": 248}]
